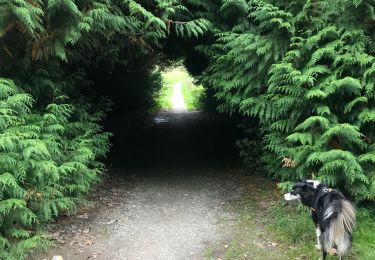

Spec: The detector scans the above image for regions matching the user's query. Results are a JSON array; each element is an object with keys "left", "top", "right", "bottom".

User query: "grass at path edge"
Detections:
[{"left": 206, "top": 175, "right": 375, "bottom": 260}]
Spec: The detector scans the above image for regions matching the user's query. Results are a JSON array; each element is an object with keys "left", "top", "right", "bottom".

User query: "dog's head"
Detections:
[{"left": 284, "top": 180, "right": 322, "bottom": 205}]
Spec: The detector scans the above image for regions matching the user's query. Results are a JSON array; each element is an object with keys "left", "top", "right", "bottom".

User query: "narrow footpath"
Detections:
[{"left": 33, "top": 102, "right": 289, "bottom": 259}]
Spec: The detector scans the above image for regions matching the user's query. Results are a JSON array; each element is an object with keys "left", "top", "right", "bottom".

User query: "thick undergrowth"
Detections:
[
  {"left": 1, "top": 0, "right": 375, "bottom": 258},
  {"left": 0, "top": 1, "right": 209, "bottom": 258},
  {"left": 196, "top": 0, "right": 375, "bottom": 202}
]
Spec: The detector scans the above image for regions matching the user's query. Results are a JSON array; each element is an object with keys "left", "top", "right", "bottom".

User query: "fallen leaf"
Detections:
[
  {"left": 51, "top": 232, "right": 61, "bottom": 240},
  {"left": 77, "top": 213, "right": 89, "bottom": 219},
  {"left": 88, "top": 252, "right": 102, "bottom": 258},
  {"left": 69, "top": 240, "right": 78, "bottom": 246},
  {"left": 106, "top": 219, "right": 118, "bottom": 225},
  {"left": 84, "top": 239, "right": 94, "bottom": 246}
]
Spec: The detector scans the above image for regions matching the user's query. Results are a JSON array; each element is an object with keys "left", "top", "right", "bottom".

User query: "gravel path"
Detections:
[
  {"left": 33, "top": 111, "right": 244, "bottom": 260},
  {"left": 110, "top": 169, "right": 238, "bottom": 260},
  {"left": 35, "top": 166, "right": 243, "bottom": 260}
]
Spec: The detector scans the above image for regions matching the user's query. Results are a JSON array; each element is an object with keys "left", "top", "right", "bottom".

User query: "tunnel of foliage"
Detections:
[{"left": 1, "top": 0, "right": 375, "bottom": 258}]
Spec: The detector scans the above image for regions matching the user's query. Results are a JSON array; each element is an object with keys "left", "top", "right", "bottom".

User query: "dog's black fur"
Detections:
[{"left": 284, "top": 180, "right": 356, "bottom": 260}]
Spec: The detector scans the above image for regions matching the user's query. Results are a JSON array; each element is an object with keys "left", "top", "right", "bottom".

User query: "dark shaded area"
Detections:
[
  {"left": 83, "top": 35, "right": 238, "bottom": 171},
  {"left": 83, "top": 32, "right": 240, "bottom": 173},
  {"left": 86, "top": 62, "right": 163, "bottom": 115},
  {"left": 105, "top": 111, "right": 242, "bottom": 170}
]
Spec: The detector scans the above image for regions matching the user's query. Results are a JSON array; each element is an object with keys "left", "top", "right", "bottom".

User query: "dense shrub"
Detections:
[
  {"left": 0, "top": 0, "right": 211, "bottom": 258},
  {"left": 2, "top": 0, "right": 375, "bottom": 257},
  {"left": 196, "top": 0, "right": 375, "bottom": 202},
  {"left": 0, "top": 78, "right": 110, "bottom": 258}
]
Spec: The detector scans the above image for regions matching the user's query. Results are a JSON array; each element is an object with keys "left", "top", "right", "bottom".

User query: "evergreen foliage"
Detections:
[
  {"left": 197, "top": 0, "right": 375, "bottom": 202},
  {"left": 0, "top": 77, "right": 110, "bottom": 258},
  {"left": 0, "top": 0, "right": 211, "bottom": 258},
  {"left": 2, "top": 0, "right": 375, "bottom": 257}
]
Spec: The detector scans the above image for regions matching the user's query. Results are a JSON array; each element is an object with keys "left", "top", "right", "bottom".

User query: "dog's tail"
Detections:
[{"left": 324, "top": 200, "right": 356, "bottom": 256}]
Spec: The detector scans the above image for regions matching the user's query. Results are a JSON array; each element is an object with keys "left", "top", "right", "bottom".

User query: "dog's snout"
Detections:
[{"left": 284, "top": 192, "right": 301, "bottom": 201}]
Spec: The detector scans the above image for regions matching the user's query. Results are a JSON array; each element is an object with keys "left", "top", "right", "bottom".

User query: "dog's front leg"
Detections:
[
  {"left": 315, "top": 226, "right": 322, "bottom": 251},
  {"left": 321, "top": 250, "right": 327, "bottom": 260}
]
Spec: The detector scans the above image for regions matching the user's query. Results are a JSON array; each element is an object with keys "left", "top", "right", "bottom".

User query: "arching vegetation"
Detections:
[{"left": 1, "top": 0, "right": 375, "bottom": 258}]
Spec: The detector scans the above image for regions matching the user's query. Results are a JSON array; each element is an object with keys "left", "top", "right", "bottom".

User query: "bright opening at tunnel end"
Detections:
[
  {"left": 156, "top": 66, "right": 205, "bottom": 112},
  {"left": 171, "top": 82, "right": 187, "bottom": 112}
]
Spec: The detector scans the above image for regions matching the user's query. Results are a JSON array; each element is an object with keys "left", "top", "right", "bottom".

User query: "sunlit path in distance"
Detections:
[{"left": 171, "top": 81, "right": 187, "bottom": 112}]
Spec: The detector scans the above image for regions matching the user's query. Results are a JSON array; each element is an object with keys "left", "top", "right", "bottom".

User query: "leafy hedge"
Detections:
[
  {"left": 2, "top": 0, "right": 375, "bottom": 258},
  {"left": 0, "top": 0, "right": 212, "bottom": 258},
  {"left": 0, "top": 78, "right": 110, "bottom": 258},
  {"left": 196, "top": 0, "right": 375, "bottom": 201}
]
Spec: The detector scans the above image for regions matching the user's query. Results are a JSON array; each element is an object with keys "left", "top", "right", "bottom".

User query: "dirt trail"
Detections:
[
  {"left": 36, "top": 166, "right": 244, "bottom": 260},
  {"left": 171, "top": 82, "right": 187, "bottom": 112},
  {"left": 33, "top": 111, "right": 246, "bottom": 260}
]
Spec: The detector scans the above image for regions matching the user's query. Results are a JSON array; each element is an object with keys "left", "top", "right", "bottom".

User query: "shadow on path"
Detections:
[
  {"left": 107, "top": 111, "right": 241, "bottom": 170},
  {"left": 33, "top": 111, "right": 246, "bottom": 260}
]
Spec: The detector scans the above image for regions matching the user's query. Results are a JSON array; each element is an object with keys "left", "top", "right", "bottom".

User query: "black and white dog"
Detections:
[{"left": 284, "top": 180, "right": 356, "bottom": 260}]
